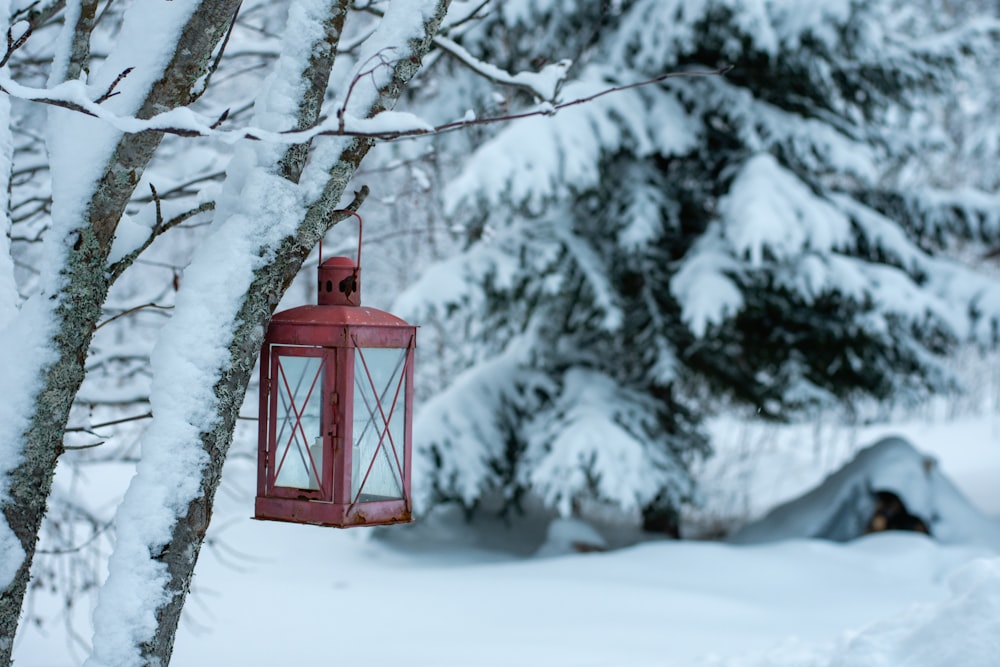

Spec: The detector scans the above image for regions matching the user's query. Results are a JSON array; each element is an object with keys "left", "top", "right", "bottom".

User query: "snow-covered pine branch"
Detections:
[{"left": 400, "top": 0, "right": 1000, "bottom": 528}]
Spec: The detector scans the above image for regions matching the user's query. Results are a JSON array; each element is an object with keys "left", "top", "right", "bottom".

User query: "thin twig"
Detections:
[
  {"left": 66, "top": 411, "right": 152, "bottom": 432},
  {"left": 132, "top": 171, "right": 225, "bottom": 202},
  {"left": 210, "top": 108, "right": 230, "bottom": 130},
  {"left": 94, "top": 67, "right": 134, "bottom": 104},
  {"left": 149, "top": 183, "right": 163, "bottom": 231},
  {"left": 37, "top": 520, "right": 113, "bottom": 554},
  {"left": 61, "top": 441, "right": 105, "bottom": 451},
  {"left": 96, "top": 302, "right": 174, "bottom": 330},
  {"left": 107, "top": 201, "right": 214, "bottom": 282},
  {"left": 0, "top": 22, "right": 32, "bottom": 67},
  {"left": 344, "top": 65, "right": 735, "bottom": 141},
  {"left": 336, "top": 47, "right": 398, "bottom": 132},
  {"left": 440, "top": 0, "right": 490, "bottom": 32},
  {"left": 192, "top": 0, "right": 243, "bottom": 102}
]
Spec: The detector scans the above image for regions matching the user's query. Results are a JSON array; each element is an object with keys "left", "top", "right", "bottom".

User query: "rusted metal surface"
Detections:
[
  {"left": 254, "top": 497, "right": 412, "bottom": 528},
  {"left": 255, "top": 255, "right": 415, "bottom": 528}
]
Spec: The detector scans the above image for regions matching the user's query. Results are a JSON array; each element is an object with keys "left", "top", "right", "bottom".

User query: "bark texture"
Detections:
[
  {"left": 143, "top": 3, "right": 451, "bottom": 664},
  {"left": 0, "top": 2, "right": 242, "bottom": 661}
]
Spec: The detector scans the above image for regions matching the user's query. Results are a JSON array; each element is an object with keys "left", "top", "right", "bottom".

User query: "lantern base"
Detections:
[{"left": 254, "top": 496, "right": 412, "bottom": 528}]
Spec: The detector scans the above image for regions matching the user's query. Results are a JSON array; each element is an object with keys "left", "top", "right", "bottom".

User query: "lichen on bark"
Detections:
[{"left": 0, "top": 2, "right": 244, "bottom": 662}]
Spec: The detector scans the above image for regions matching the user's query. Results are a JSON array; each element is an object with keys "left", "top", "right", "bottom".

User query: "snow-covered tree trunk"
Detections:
[
  {"left": 84, "top": 2, "right": 450, "bottom": 665},
  {"left": 0, "top": 1, "right": 242, "bottom": 661}
]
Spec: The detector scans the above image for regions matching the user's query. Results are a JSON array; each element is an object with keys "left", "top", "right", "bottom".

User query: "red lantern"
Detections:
[{"left": 255, "top": 238, "right": 415, "bottom": 527}]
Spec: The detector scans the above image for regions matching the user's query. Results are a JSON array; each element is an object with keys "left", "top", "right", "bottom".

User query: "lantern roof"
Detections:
[
  {"left": 266, "top": 255, "right": 415, "bottom": 348},
  {"left": 270, "top": 303, "right": 411, "bottom": 328}
]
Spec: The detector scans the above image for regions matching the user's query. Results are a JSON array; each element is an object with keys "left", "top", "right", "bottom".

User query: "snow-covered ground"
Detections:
[{"left": 14, "top": 410, "right": 1000, "bottom": 666}]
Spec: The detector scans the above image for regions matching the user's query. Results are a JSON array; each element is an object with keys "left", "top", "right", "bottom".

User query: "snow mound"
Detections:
[
  {"left": 709, "top": 557, "right": 1000, "bottom": 667},
  {"left": 730, "top": 436, "right": 1000, "bottom": 551},
  {"left": 535, "top": 517, "right": 609, "bottom": 557},
  {"left": 829, "top": 558, "right": 1000, "bottom": 667}
]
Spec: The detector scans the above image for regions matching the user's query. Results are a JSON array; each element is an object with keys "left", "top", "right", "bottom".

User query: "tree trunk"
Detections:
[
  {"left": 141, "top": 4, "right": 450, "bottom": 663},
  {"left": 0, "top": 2, "right": 242, "bottom": 661}
]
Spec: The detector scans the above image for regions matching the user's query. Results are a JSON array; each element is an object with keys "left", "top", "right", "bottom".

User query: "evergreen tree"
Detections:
[{"left": 400, "top": 0, "right": 1000, "bottom": 528}]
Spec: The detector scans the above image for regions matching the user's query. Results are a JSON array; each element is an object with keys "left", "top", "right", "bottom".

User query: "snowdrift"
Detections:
[
  {"left": 730, "top": 436, "right": 1000, "bottom": 550},
  {"left": 716, "top": 556, "right": 1000, "bottom": 667}
]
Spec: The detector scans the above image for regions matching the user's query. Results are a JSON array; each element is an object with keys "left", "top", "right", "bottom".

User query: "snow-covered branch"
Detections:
[
  {"left": 0, "top": 0, "right": 245, "bottom": 661},
  {"left": 432, "top": 33, "right": 570, "bottom": 101},
  {"left": 86, "top": 1, "right": 449, "bottom": 664},
  {"left": 0, "top": 63, "right": 732, "bottom": 142}
]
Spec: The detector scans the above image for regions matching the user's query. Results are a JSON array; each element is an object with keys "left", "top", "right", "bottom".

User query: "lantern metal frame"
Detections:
[{"left": 255, "top": 247, "right": 415, "bottom": 528}]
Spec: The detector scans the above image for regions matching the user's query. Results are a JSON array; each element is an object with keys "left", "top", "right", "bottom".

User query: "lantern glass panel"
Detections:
[
  {"left": 273, "top": 354, "right": 324, "bottom": 490},
  {"left": 351, "top": 347, "right": 407, "bottom": 502}
]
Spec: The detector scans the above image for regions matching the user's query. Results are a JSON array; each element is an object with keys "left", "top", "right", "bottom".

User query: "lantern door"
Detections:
[
  {"left": 263, "top": 346, "right": 335, "bottom": 501},
  {"left": 346, "top": 344, "right": 412, "bottom": 508}
]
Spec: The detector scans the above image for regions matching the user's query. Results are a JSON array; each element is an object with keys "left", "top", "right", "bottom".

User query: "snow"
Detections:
[
  {"left": 85, "top": 0, "right": 315, "bottom": 661},
  {"left": 731, "top": 436, "right": 1000, "bottom": 549},
  {"left": 668, "top": 154, "right": 1000, "bottom": 343},
  {"left": 714, "top": 557, "right": 1000, "bottom": 667},
  {"left": 298, "top": 0, "right": 443, "bottom": 202},
  {"left": 0, "top": 0, "right": 53, "bottom": 589},
  {"left": 42, "top": 0, "right": 204, "bottom": 227},
  {"left": 0, "top": 4, "right": 211, "bottom": 574},
  {"left": 106, "top": 205, "right": 156, "bottom": 265},
  {"left": 0, "top": 0, "right": 205, "bottom": 556},
  {"left": 552, "top": 226, "right": 622, "bottom": 330},
  {"left": 86, "top": 3, "right": 451, "bottom": 664},
  {"left": 412, "top": 341, "right": 551, "bottom": 508},
  {"left": 612, "top": 0, "right": 853, "bottom": 69},
  {"left": 536, "top": 517, "right": 609, "bottom": 556},
  {"left": 340, "top": 109, "right": 437, "bottom": 135},
  {"left": 0, "top": 74, "right": 444, "bottom": 147},
  {"left": 524, "top": 368, "right": 688, "bottom": 516},
  {"left": 11, "top": 399, "right": 1000, "bottom": 667},
  {"left": 720, "top": 154, "right": 852, "bottom": 267},
  {"left": 769, "top": 0, "right": 854, "bottom": 51},
  {"left": 445, "top": 70, "right": 698, "bottom": 215},
  {"left": 0, "top": 17, "right": 17, "bottom": 326},
  {"left": 85, "top": 146, "right": 303, "bottom": 667},
  {"left": 0, "top": 297, "right": 58, "bottom": 588},
  {"left": 670, "top": 226, "right": 744, "bottom": 337},
  {"left": 4, "top": 1, "right": 1000, "bottom": 665},
  {"left": 0, "top": 48, "right": 21, "bottom": 573},
  {"left": 434, "top": 34, "right": 570, "bottom": 101},
  {"left": 174, "top": 418, "right": 1000, "bottom": 667}
]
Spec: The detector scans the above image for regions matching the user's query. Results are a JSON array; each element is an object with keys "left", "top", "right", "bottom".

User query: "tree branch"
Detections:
[
  {"left": 0, "top": 3, "right": 244, "bottom": 658},
  {"left": 190, "top": 0, "right": 242, "bottom": 103},
  {"left": 0, "top": 22, "right": 31, "bottom": 68},
  {"left": 95, "top": 303, "right": 174, "bottom": 330},
  {"left": 65, "top": 411, "right": 153, "bottom": 433},
  {"left": 0, "top": 64, "right": 732, "bottom": 142},
  {"left": 13, "top": 0, "right": 66, "bottom": 32},
  {"left": 94, "top": 67, "right": 134, "bottom": 104},
  {"left": 277, "top": 0, "right": 350, "bottom": 184},
  {"left": 432, "top": 34, "right": 571, "bottom": 101},
  {"left": 66, "top": 0, "right": 99, "bottom": 82},
  {"left": 106, "top": 201, "right": 215, "bottom": 283},
  {"left": 358, "top": 2, "right": 570, "bottom": 101}
]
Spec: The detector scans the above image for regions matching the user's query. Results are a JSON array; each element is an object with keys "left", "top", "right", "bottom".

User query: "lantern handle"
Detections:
[{"left": 318, "top": 209, "right": 364, "bottom": 274}]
